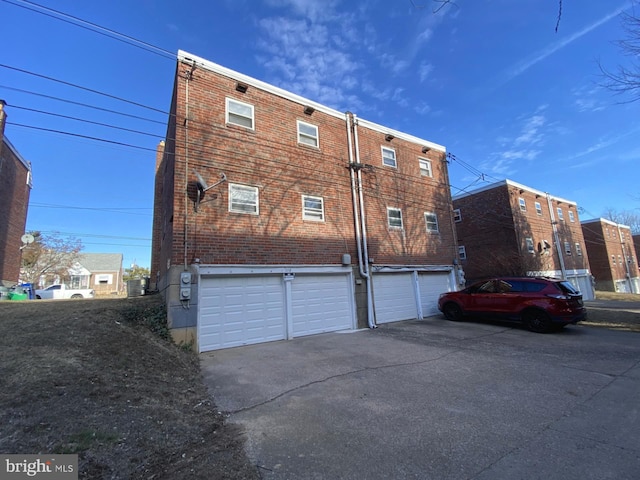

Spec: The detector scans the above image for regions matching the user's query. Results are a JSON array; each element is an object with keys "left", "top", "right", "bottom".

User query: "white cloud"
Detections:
[{"left": 418, "top": 62, "right": 433, "bottom": 82}]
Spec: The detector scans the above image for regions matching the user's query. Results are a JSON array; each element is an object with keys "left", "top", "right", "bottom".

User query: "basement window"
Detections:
[
  {"left": 226, "top": 97, "right": 254, "bottom": 129},
  {"left": 229, "top": 183, "right": 259, "bottom": 214}
]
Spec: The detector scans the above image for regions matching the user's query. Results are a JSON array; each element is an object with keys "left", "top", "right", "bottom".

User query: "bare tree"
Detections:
[
  {"left": 603, "top": 208, "right": 640, "bottom": 234},
  {"left": 599, "top": 4, "right": 640, "bottom": 102},
  {"left": 20, "top": 232, "right": 83, "bottom": 285}
]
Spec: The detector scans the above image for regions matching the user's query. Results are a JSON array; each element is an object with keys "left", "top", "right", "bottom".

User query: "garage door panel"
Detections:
[
  {"left": 373, "top": 273, "right": 418, "bottom": 324},
  {"left": 418, "top": 272, "right": 451, "bottom": 317},
  {"left": 292, "top": 274, "right": 353, "bottom": 336},
  {"left": 200, "top": 276, "right": 286, "bottom": 352}
]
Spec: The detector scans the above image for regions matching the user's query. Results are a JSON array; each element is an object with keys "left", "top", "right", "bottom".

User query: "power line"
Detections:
[
  {"left": 9, "top": 104, "right": 164, "bottom": 139},
  {"left": 7, "top": 122, "right": 158, "bottom": 152},
  {"left": 0, "top": 63, "right": 168, "bottom": 115},
  {"left": 1, "top": 0, "right": 175, "bottom": 60},
  {"left": 30, "top": 203, "right": 153, "bottom": 216},
  {"left": 0, "top": 84, "right": 166, "bottom": 125}
]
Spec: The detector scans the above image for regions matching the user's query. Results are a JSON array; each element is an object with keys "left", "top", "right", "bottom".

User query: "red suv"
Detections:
[{"left": 437, "top": 277, "right": 586, "bottom": 333}]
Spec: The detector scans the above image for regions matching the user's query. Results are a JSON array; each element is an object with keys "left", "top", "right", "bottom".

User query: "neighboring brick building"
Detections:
[
  {"left": 0, "top": 100, "right": 32, "bottom": 286},
  {"left": 581, "top": 219, "right": 639, "bottom": 294},
  {"left": 452, "top": 179, "right": 595, "bottom": 299},
  {"left": 151, "top": 51, "right": 460, "bottom": 351}
]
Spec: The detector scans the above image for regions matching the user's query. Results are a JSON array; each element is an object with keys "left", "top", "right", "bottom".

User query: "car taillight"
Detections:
[{"left": 546, "top": 294, "right": 568, "bottom": 300}]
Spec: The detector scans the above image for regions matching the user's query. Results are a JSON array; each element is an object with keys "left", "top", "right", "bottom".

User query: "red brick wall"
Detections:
[
  {"left": 154, "top": 63, "right": 455, "bottom": 270},
  {"left": 453, "top": 182, "right": 590, "bottom": 281},
  {"left": 0, "top": 103, "right": 31, "bottom": 285},
  {"left": 583, "top": 220, "right": 639, "bottom": 288}
]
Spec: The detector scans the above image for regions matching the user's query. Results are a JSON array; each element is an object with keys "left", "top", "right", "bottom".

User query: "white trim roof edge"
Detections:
[
  {"left": 177, "top": 50, "right": 445, "bottom": 152},
  {"left": 452, "top": 178, "right": 577, "bottom": 206},
  {"left": 581, "top": 217, "right": 631, "bottom": 229}
]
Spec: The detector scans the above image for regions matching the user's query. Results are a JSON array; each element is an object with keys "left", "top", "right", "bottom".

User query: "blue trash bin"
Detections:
[{"left": 20, "top": 283, "right": 34, "bottom": 300}]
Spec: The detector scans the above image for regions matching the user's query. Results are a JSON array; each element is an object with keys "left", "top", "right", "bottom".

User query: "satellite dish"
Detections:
[
  {"left": 194, "top": 170, "right": 208, "bottom": 192},
  {"left": 21, "top": 234, "right": 35, "bottom": 244}
]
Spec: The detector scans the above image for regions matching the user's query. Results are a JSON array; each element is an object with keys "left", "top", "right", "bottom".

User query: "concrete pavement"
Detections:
[{"left": 200, "top": 317, "right": 640, "bottom": 479}]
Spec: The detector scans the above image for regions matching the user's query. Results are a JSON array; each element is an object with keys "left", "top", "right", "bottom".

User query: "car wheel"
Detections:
[
  {"left": 70, "top": 294, "right": 83, "bottom": 299},
  {"left": 443, "top": 302, "right": 463, "bottom": 321},
  {"left": 523, "top": 309, "right": 552, "bottom": 333}
]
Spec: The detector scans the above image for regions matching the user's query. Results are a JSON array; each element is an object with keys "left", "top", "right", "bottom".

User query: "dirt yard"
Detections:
[
  {"left": 0, "top": 295, "right": 258, "bottom": 479},
  {"left": 0, "top": 292, "right": 638, "bottom": 479}
]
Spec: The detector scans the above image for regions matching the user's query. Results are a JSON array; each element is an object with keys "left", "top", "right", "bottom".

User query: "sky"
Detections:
[{"left": 1, "top": 0, "right": 638, "bottom": 269}]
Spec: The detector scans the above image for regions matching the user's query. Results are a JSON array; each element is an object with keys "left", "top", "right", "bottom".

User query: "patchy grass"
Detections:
[{"left": 0, "top": 295, "right": 258, "bottom": 479}]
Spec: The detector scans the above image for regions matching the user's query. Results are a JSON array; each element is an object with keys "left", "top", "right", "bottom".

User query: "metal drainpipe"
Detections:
[
  {"left": 352, "top": 114, "right": 376, "bottom": 328},
  {"left": 616, "top": 224, "right": 634, "bottom": 293},
  {"left": 345, "top": 112, "right": 375, "bottom": 328},
  {"left": 546, "top": 194, "right": 567, "bottom": 280},
  {"left": 183, "top": 67, "right": 191, "bottom": 271}
]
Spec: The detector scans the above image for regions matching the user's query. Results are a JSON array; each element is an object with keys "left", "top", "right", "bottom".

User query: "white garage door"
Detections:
[
  {"left": 291, "top": 274, "right": 353, "bottom": 337},
  {"left": 199, "top": 275, "right": 286, "bottom": 352},
  {"left": 418, "top": 272, "right": 452, "bottom": 317},
  {"left": 373, "top": 273, "right": 418, "bottom": 324}
]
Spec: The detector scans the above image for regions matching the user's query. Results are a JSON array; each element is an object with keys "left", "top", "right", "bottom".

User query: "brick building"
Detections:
[
  {"left": 581, "top": 218, "right": 639, "bottom": 294},
  {"left": 151, "top": 51, "right": 461, "bottom": 351},
  {"left": 0, "top": 100, "right": 32, "bottom": 286},
  {"left": 452, "top": 179, "right": 595, "bottom": 299}
]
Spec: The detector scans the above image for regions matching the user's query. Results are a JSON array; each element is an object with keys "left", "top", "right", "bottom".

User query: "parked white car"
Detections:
[{"left": 35, "top": 284, "right": 95, "bottom": 300}]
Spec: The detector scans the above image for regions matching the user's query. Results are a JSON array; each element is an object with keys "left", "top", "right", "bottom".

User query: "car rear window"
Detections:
[{"left": 558, "top": 281, "right": 579, "bottom": 295}]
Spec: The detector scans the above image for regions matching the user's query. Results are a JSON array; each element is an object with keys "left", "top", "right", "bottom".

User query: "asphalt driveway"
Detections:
[{"left": 201, "top": 317, "right": 640, "bottom": 479}]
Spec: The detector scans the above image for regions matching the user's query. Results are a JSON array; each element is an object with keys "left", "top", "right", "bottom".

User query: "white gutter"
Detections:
[{"left": 345, "top": 112, "right": 375, "bottom": 329}]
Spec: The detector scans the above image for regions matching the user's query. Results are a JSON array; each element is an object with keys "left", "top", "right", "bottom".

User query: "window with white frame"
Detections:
[
  {"left": 424, "top": 212, "right": 439, "bottom": 233},
  {"left": 226, "top": 97, "right": 254, "bottom": 129},
  {"left": 535, "top": 201, "right": 542, "bottom": 215},
  {"left": 453, "top": 208, "right": 462, "bottom": 222},
  {"left": 387, "top": 207, "right": 403, "bottom": 229},
  {"left": 618, "top": 255, "right": 623, "bottom": 265},
  {"left": 95, "top": 274, "right": 113, "bottom": 285},
  {"left": 519, "top": 198, "right": 526, "bottom": 212},
  {"left": 526, "top": 238, "right": 535, "bottom": 253},
  {"left": 557, "top": 207, "right": 564, "bottom": 220},
  {"left": 575, "top": 243, "right": 582, "bottom": 256},
  {"left": 419, "top": 158, "right": 432, "bottom": 177},
  {"left": 458, "top": 245, "right": 466, "bottom": 260},
  {"left": 297, "top": 120, "right": 319, "bottom": 147},
  {"left": 382, "top": 147, "right": 397, "bottom": 168},
  {"left": 564, "top": 241, "right": 571, "bottom": 255},
  {"left": 612, "top": 255, "right": 616, "bottom": 265},
  {"left": 229, "top": 183, "right": 259, "bottom": 214},
  {"left": 568, "top": 210, "right": 575, "bottom": 222},
  {"left": 302, "top": 195, "right": 324, "bottom": 221}
]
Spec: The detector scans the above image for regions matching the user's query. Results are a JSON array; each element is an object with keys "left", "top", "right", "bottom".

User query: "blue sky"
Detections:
[{"left": 2, "top": 0, "right": 638, "bottom": 269}]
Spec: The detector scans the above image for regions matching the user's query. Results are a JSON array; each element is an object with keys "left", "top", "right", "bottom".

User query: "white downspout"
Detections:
[
  {"left": 345, "top": 112, "right": 375, "bottom": 328},
  {"left": 546, "top": 194, "right": 567, "bottom": 280}
]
